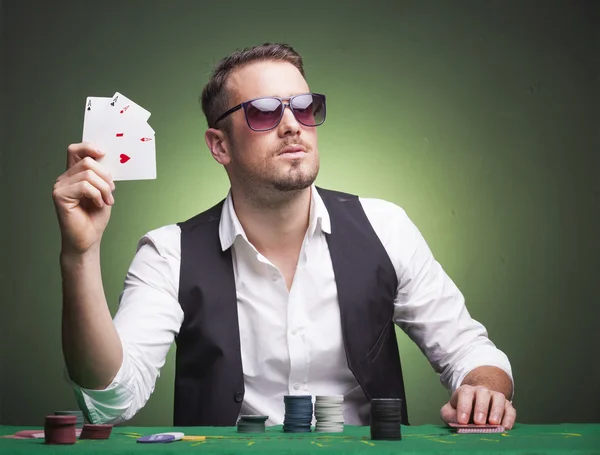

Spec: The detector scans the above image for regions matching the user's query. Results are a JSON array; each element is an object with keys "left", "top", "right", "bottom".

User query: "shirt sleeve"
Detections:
[
  {"left": 360, "top": 198, "right": 514, "bottom": 396},
  {"left": 67, "top": 224, "right": 185, "bottom": 424}
]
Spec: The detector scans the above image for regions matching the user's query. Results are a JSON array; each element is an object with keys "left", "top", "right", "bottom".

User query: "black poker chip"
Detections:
[
  {"left": 370, "top": 398, "right": 402, "bottom": 440},
  {"left": 237, "top": 415, "right": 269, "bottom": 433}
]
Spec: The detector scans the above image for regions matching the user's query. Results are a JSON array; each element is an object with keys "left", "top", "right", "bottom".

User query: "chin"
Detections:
[
  {"left": 273, "top": 182, "right": 312, "bottom": 191},
  {"left": 271, "top": 172, "right": 318, "bottom": 192}
]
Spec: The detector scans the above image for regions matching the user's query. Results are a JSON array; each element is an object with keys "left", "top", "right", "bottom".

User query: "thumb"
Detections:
[{"left": 440, "top": 401, "right": 458, "bottom": 424}]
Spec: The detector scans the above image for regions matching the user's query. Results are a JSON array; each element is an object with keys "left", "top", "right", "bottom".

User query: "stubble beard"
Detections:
[
  {"left": 271, "top": 157, "right": 319, "bottom": 192},
  {"left": 230, "top": 139, "right": 320, "bottom": 194}
]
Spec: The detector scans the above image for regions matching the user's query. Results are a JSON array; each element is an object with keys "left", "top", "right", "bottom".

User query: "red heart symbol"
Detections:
[{"left": 120, "top": 154, "right": 131, "bottom": 164}]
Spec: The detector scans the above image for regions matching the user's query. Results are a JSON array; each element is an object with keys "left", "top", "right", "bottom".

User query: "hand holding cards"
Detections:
[{"left": 83, "top": 92, "right": 156, "bottom": 181}]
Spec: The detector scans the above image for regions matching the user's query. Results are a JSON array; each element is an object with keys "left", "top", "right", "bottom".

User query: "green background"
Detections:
[{"left": 1, "top": 0, "right": 598, "bottom": 426}]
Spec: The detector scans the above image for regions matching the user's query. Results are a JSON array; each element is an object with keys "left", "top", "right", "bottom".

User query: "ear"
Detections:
[{"left": 205, "top": 128, "right": 231, "bottom": 165}]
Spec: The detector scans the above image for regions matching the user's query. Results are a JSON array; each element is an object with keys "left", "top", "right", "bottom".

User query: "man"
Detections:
[{"left": 52, "top": 43, "right": 516, "bottom": 428}]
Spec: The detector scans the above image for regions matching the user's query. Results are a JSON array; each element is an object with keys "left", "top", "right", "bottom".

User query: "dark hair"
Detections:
[{"left": 201, "top": 43, "right": 305, "bottom": 129}]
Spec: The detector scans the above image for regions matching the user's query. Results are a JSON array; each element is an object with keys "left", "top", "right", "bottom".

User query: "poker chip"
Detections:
[
  {"left": 79, "top": 424, "right": 113, "bottom": 440},
  {"left": 315, "top": 395, "right": 344, "bottom": 433},
  {"left": 370, "top": 398, "right": 403, "bottom": 441},
  {"left": 237, "top": 415, "right": 268, "bottom": 433},
  {"left": 54, "top": 410, "right": 84, "bottom": 428},
  {"left": 137, "top": 434, "right": 176, "bottom": 443},
  {"left": 155, "top": 432, "right": 185, "bottom": 441},
  {"left": 44, "top": 415, "right": 77, "bottom": 445},
  {"left": 283, "top": 395, "right": 313, "bottom": 433}
]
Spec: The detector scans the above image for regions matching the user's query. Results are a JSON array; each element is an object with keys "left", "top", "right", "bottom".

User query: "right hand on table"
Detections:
[{"left": 52, "top": 143, "right": 115, "bottom": 255}]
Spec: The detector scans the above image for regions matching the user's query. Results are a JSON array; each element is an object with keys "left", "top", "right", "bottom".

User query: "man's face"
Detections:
[{"left": 221, "top": 61, "right": 320, "bottom": 193}]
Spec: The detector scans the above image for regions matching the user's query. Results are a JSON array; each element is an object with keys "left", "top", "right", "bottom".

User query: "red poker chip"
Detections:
[
  {"left": 79, "top": 424, "right": 113, "bottom": 440},
  {"left": 45, "top": 415, "right": 77, "bottom": 425},
  {"left": 44, "top": 415, "right": 77, "bottom": 444}
]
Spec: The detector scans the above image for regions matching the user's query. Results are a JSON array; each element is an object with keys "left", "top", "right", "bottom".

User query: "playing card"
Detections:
[
  {"left": 104, "top": 92, "right": 154, "bottom": 133},
  {"left": 96, "top": 116, "right": 156, "bottom": 181},
  {"left": 82, "top": 96, "right": 111, "bottom": 142},
  {"left": 81, "top": 92, "right": 156, "bottom": 181}
]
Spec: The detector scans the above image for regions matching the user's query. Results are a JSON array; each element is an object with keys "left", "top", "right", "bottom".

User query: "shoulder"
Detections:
[
  {"left": 317, "top": 187, "right": 408, "bottom": 221},
  {"left": 136, "top": 224, "right": 181, "bottom": 260},
  {"left": 317, "top": 187, "right": 416, "bottom": 240},
  {"left": 135, "top": 198, "right": 226, "bottom": 260},
  {"left": 178, "top": 200, "right": 225, "bottom": 231},
  {"left": 358, "top": 196, "right": 412, "bottom": 232},
  {"left": 357, "top": 197, "right": 429, "bottom": 278}
]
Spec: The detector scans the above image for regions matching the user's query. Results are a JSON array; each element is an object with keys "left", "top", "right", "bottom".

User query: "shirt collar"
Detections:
[{"left": 219, "top": 184, "right": 331, "bottom": 251}]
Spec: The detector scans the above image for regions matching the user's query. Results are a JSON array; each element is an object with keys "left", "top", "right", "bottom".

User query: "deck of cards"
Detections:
[
  {"left": 447, "top": 422, "right": 505, "bottom": 433},
  {"left": 82, "top": 92, "right": 156, "bottom": 181}
]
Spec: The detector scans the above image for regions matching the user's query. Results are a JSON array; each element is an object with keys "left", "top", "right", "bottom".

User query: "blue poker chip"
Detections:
[
  {"left": 137, "top": 434, "right": 176, "bottom": 443},
  {"left": 283, "top": 395, "right": 313, "bottom": 433}
]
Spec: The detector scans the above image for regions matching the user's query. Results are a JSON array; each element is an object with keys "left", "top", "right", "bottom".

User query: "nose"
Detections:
[{"left": 277, "top": 104, "right": 301, "bottom": 137}]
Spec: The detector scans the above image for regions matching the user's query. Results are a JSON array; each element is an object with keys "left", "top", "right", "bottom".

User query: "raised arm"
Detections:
[{"left": 53, "top": 143, "right": 122, "bottom": 389}]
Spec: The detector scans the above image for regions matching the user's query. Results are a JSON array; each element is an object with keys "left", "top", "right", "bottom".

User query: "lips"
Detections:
[{"left": 278, "top": 145, "right": 306, "bottom": 156}]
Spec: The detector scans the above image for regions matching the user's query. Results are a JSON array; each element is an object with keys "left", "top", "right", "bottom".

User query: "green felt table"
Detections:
[{"left": 1, "top": 424, "right": 599, "bottom": 454}]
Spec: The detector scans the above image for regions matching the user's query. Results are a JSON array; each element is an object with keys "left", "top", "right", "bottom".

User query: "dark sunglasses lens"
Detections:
[
  {"left": 246, "top": 98, "right": 282, "bottom": 130},
  {"left": 291, "top": 94, "right": 325, "bottom": 126}
]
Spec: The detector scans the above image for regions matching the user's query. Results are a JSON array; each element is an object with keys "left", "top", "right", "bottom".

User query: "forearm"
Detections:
[
  {"left": 61, "top": 247, "right": 123, "bottom": 389},
  {"left": 461, "top": 365, "right": 513, "bottom": 399}
]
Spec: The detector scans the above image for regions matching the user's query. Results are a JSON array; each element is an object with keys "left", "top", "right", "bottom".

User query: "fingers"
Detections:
[
  {"left": 66, "top": 142, "right": 105, "bottom": 170},
  {"left": 64, "top": 142, "right": 115, "bottom": 190},
  {"left": 57, "top": 143, "right": 115, "bottom": 203},
  {"left": 473, "top": 387, "right": 493, "bottom": 424},
  {"left": 60, "top": 155, "right": 114, "bottom": 189},
  {"left": 76, "top": 169, "right": 114, "bottom": 206},
  {"left": 501, "top": 401, "right": 517, "bottom": 430},
  {"left": 487, "top": 391, "right": 507, "bottom": 425},
  {"left": 62, "top": 146, "right": 114, "bottom": 183},
  {"left": 54, "top": 167, "right": 114, "bottom": 207},
  {"left": 53, "top": 179, "right": 106, "bottom": 210},
  {"left": 72, "top": 180, "right": 106, "bottom": 209},
  {"left": 445, "top": 385, "right": 517, "bottom": 429},
  {"left": 452, "top": 386, "right": 475, "bottom": 424}
]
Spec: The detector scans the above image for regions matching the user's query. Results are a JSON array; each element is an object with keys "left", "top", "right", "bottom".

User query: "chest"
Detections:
[
  {"left": 232, "top": 237, "right": 342, "bottom": 360},
  {"left": 232, "top": 234, "right": 334, "bottom": 306}
]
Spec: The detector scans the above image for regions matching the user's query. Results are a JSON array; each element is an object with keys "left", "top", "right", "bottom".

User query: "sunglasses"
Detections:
[{"left": 214, "top": 93, "right": 326, "bottom": 132}]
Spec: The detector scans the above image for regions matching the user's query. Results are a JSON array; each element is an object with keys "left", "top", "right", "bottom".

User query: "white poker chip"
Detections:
[{"left": 314, "top": 395, "right": 345, "bottom": 432}]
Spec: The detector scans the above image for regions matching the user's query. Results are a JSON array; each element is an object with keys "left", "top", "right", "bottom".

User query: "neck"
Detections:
[{"left": 230, "top": 185, "right": 312, "bottom": 254}]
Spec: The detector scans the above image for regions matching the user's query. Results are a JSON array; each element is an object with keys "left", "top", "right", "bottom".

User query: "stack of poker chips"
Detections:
[
  {"left": 283, "top": 395, "right": 313, "bottom": 433},
  {"left": 237, "top": 415, "right": 269, "bottom": 433},
  {"left": 44, "top": 415, "right": 77, "bottom": 444},
  {"left": 314, "top": 395, "right": 344, "bottom": 433},
  {"left": 370, "top": 398, "right": 403, "bottom": 440},
  {"left": 54, "top": 410, "right": 84, "bottom": 429},
  {"left": 79, "top": 423, "right": 113, "bottom": 439}
]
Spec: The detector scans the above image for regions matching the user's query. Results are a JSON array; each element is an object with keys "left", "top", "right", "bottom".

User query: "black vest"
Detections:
[{"left": 175, "top": 187, "right": 409, "bottom": 426}]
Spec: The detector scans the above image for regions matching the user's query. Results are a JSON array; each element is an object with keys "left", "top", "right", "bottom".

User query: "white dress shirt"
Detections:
[{"left": 70, "top": 185, "right": 513, "bottom": 426}]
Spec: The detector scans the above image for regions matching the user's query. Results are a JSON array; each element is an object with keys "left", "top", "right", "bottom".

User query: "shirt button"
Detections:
[
  {"left": 291, "top": 329, "right": 297, "bottom": 336},
  {"left": 294, "top": 383, "right": 300, "bottom": 390},
  {"left": 234, "top": 391, "right": 244, "bottom": 403},
  {"left": 271, "top": 274, "right": 278, "bottom": 281}
]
